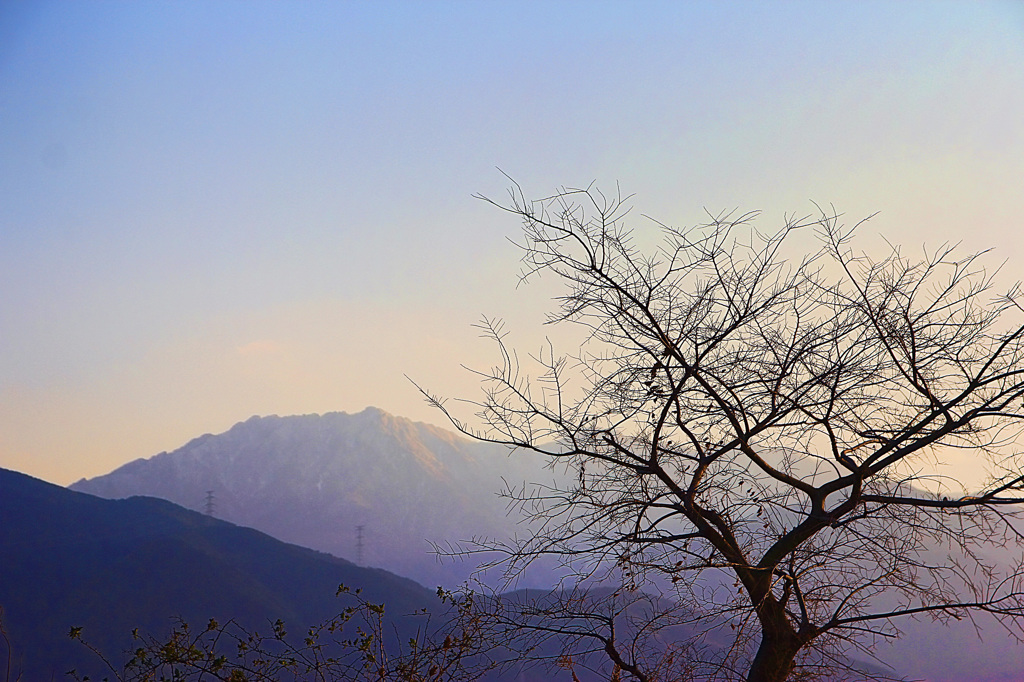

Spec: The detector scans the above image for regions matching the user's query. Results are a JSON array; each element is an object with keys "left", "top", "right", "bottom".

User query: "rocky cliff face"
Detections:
[{"left": 71, "top": 407, "right": 560, "bottom": 587}]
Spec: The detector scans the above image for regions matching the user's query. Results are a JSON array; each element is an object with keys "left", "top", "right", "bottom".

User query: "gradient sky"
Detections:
[{"left": 1, "top": 1, "right": 1023, "bottom": 486}]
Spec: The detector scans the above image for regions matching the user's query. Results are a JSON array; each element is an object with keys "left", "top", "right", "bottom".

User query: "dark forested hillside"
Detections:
[{"left": 0, "top": 468, "right": 439, "bottom": 680}]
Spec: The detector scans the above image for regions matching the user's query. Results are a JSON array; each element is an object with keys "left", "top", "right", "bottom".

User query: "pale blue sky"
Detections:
[{"left": 2, "top": 1, "right": 1023, "bottom": 484}]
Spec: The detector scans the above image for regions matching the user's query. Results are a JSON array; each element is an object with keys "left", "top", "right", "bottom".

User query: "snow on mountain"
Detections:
[{"left": 70, "top": 407, "right": 560, "bottom": 588}]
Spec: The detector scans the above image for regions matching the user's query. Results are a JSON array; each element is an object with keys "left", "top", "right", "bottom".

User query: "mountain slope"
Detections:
[
  {"left": 0, "top": 467, "right": 440, "bottom": 681},
  {"left": 70, "top": 408, "right": 557, "bottom": 587}
]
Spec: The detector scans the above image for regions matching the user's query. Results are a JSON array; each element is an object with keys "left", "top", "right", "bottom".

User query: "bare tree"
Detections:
[{"left": 425, "top": 181, "right": 1024, "bottom": 682}]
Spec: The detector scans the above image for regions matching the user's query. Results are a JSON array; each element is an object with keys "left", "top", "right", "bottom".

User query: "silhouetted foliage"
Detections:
[{"left": 70, "top": 586, "right": 504, "bottom": 682}]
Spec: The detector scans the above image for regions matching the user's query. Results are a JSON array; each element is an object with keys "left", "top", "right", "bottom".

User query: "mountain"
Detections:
[
  {"left": 70, "top": 408, "right": 559, "bottom": 588},
  {"left": 63, "top": 409, "right": 1024, "bottom": 681},
  {"left": 0, "top": 467, "right": 443, "bottom": 681}
]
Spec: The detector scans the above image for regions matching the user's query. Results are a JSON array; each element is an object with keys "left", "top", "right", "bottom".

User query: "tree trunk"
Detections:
[{"left": 745, "top": 620, "right": 802, "bottom": 682}]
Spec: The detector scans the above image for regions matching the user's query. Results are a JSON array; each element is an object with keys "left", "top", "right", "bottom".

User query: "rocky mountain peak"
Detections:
[{"left": 70, "top": 408, "right": 556, "bottom": 587}]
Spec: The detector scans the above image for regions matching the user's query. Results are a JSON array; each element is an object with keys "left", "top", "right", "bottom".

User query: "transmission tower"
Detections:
[
  {"left": 204, "top": 490, "right": 215, "bottom": 516},
  {"left": 355, "top": 524, "right": 365, "bottom": 565}
]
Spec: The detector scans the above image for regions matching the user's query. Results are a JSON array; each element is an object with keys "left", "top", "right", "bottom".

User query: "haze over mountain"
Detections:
[{"left": 71, "top": 408, "right": 559, "bottom": 588}]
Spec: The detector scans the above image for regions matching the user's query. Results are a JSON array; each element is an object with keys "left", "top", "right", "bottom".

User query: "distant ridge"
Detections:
[
  {"left": 0, "top": 467, "right": 439, "bottom": 680},
  {"left": 71, "top": 407, "right": 558, "bottom": 587}
]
